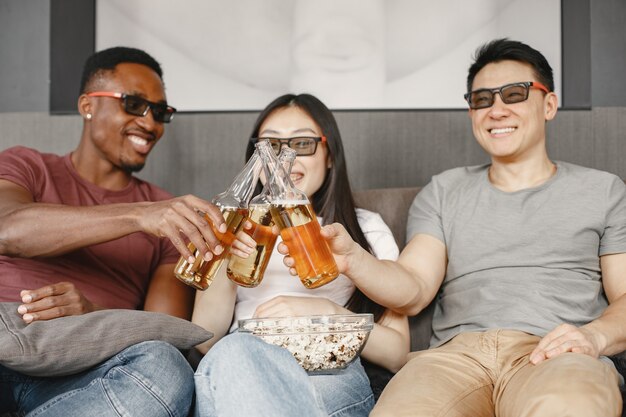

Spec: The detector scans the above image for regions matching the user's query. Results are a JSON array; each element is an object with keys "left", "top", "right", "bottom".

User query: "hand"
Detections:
[
  {"left": 228, "top": 221, "right": 262, "bottom": 259},
  {"left": 17, "top": 282, "right": 98, "bottom": 323},
  {"left": 278, "top": 223, "right": 360, "bottom": 276},
  {"left": 138, "top": 195, "right": 227, "bottom": 263},
  {"left": 529, "top": 323, "right": 602, "bottom": 365},
  {"left": 253, "top": 296, "right": 344, "bottom": 318}
]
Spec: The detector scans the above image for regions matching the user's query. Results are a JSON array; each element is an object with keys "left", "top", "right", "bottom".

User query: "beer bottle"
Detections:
[
  {"left": 262, "top": 147, "right": 339, "bottom": 289},
  {"left": 226, "top": 148, "right": 297, "bottom": 287},
  {"left": 173, "top": 141, "right": 268, "bottom": 290}
]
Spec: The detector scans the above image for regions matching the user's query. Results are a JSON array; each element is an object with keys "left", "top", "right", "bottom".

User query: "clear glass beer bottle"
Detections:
[
  {"left": 173, "top": 141, "right": 267, "bottom": 290},
  {"left": 262, "top": 147, "right": 339, "bottom": 289},
  {"left": 226, "top": 148, "right": 297, "bottom": 287}
]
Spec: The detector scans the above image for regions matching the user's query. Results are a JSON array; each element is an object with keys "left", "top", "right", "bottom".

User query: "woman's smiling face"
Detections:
[{"left": 258, "top": 106, "right": 330, "bottom": 199}]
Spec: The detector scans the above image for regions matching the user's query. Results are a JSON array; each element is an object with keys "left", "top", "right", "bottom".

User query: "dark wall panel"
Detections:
[
  {"left": 50, "top": 0, "right": 95, "bottom": 113},
  {"left": 561, "top": 0, "right": 591, "bottom": 108}
]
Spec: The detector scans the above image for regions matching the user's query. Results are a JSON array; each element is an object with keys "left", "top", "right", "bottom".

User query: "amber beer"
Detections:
[
  {"left": 270, "top": 202, "right": 338, "bottom": 288},
  {"left": 174, "top": 207, "right": 247, "bottom": 290},
  {"left": 226, "top": 204, "right": 277, "bottom": 287}
]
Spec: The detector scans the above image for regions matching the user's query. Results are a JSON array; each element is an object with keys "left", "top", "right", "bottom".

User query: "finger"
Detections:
[
  {"left": 252, "top": 299, "right": 275, "bottom": 318},
  {"left": 195, "top": 213, "right": 225, "bottom": 255},
  {"left": 171, "top": 213, "right": 222, "bottom": 261},
  {"left": 162, "top": 227, "right": 203, "bottom": 263},
  {"left": 22, "top": 306, "right": 69, "bottom": 323},
  {"left": 235, "top": 231, "right": 257, "bottom": 249},
  {"left": 158, "top": 199, "right": 214, "bottom": 256},
  {"left": 230, "top": 239, "right": 254, "bottom": 256},
  {"left": 229, "top": 247, "right": 251, "bottom": 259},
  {"left": 544, "top": 335, "right": 593, "bottom": 359},
  {"left": 277, "top": 242, "right": 289, "bottom": 255},
  {"left": 282, "top": 255, "right": 295, "bottom": 268},
  {"left": 320, "top": 222, "right": 346, "bottom": 239},
  {"left": 320, "top": 223, "right": 337, "bottom": 238},
  {"left": 193, "top": 200, "right": 227, "bottom": 234},
  {"left": 530, "top": 325, "right": 574, "bottom": 364},
  {"left": 169, "top": 196, "right": 226, "bottom": 256},
  {"left": 537, "top": 326, "right": 581, "bottom": 354},
  {"left": 544, "top": 340, "right": 578, "bottom": 359},
  {"left": 19, "top": 296, "right": 61, "bottom": 314},
  {"left": 289, "top": 267, "right": 298, "bottom": 276},
  {"left": 542, "top": 333, "right": 580, "bottom": 354},
  {"left": 20, "top": 282, "right": 71, "bottom": 303},
  {"left": 254, "top": 299, "right": 290, "bottom": 318}
]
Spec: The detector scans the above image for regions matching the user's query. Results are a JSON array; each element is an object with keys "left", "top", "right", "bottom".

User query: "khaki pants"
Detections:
[{"left": 371, "top": 330, "right": 622, "bottom": 417}]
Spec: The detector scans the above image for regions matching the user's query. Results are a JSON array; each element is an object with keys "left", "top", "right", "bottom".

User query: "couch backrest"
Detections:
[
  {"left": 353, "top": 187, "right": 421, "bottom": 250},
  {"left": 353, "top": 187, "right": 434, "bottom": 351}
]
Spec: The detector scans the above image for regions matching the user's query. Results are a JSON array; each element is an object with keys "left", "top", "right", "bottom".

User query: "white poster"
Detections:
[{"left": 96, "top": 0, "right": 561, "bottom": 111}]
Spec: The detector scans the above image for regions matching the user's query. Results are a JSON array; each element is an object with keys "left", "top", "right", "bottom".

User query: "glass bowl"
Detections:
[{"left": 238, "top": 313, "right": 374, "bottom": 374}]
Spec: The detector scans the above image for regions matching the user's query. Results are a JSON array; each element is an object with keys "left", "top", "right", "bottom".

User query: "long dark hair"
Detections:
[{"left": 246, "top": 94, "right": 386, "bottom": 322}]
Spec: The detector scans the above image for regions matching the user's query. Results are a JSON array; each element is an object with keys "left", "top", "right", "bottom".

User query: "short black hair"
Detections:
[
  {"left": 466, "top": 38, "right": 554, "bottom": 93},
  {"left": 79, "top": 46, "right": 163, "bottom": 94}
]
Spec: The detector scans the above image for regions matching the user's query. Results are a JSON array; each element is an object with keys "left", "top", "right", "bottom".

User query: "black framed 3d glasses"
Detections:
[
  {"left": 250, "top": 136, "right": 327, "bottom": 156},
  {"left": 86, "top": 92, "right": 177, "bottom": 123},
  {"left": 463, "top": 81, "right": 550, "bottom": 110}
]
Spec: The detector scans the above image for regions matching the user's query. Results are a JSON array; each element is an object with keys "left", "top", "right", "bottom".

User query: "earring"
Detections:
[{"left": 85, "top": 113, "right": 92, "bottom": 120}]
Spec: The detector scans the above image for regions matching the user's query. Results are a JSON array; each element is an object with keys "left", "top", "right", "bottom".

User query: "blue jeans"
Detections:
[
  {"left": 0, "top": 341, "right": 194, "bottom": 417},
  {"left": 194, "top": 332, "right": 374, "bottom": 417}
]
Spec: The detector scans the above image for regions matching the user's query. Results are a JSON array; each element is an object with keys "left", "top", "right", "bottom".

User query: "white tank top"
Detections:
[{"left": 231, "top": 208, "right": 399, "bottom": 332}]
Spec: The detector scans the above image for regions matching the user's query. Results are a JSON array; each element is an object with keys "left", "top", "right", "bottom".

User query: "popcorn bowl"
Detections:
[{"left": 238, "top": 313, "right": 373, "bottom": 374}]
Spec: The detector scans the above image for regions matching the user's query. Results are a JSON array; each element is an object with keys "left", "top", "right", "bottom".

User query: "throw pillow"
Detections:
[{"left": 0, "top": 302, "right": 212, "bottom": 377}]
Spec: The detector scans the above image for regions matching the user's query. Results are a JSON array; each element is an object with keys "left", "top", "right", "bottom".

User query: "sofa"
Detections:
[{"left": 352, "top": 186, "right": 626, "bottom": 414}]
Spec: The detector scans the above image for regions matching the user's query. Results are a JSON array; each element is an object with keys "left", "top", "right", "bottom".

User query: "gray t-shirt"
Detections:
[{"left": 407, "top": 162, "right": 626, "bottom": 347}]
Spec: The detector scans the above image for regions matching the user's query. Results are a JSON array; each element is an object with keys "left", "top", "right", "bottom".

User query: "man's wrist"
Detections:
[{"left": 344, "top": 241, "right": 368, "bottom": 280}]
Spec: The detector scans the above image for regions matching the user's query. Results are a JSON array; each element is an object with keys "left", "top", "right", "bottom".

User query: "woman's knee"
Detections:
[{"left": 196, "top": 333, "right": 271, "bottom": 375}]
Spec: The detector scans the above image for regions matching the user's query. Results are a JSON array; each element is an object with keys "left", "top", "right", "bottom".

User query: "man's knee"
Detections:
[
  {"left": 512, "top": 354, "right": 622, "bottom": 417},
  {"left": 116, "top": 340, "right": 194, "bottom": 408}
]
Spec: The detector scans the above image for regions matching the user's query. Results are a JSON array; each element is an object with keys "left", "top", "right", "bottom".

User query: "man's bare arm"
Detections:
[
  {"left": 0, "top": 179, "right": 225, "bottom": 261},
  {"left": 284, "top": 223, "right": 447, "bottom": 316},
  {"left": 144, "top": 264, "right": 195, "bottom": 319}
]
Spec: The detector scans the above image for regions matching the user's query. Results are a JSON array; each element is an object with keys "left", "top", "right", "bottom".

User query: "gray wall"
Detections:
[
  {"left": 1, "top": 108, "right": 625, "bottom": 199},
  {"left": 591, "top": 0, "right": 626, "bottom": 106},
  {"left": 0, "top": 0, "right": 49, "bottom": 112},
  {"left": 1, "top": 0, "right": 625, "bottom": 198}
]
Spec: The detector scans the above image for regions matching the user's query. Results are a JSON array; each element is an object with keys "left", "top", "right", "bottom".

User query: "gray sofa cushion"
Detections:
[
  {"left": 353, "top": 186, "right": 421, "bottom": 250},
  {"left": 0, "top": 302, "right": 212, "bottom": 377}
]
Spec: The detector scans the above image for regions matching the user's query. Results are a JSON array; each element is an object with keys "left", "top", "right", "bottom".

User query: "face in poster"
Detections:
[{"left": 97, "top": 0, "right": 561, "bottom": 111}]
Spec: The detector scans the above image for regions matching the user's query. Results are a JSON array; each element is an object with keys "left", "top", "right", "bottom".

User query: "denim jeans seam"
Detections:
[
  {"left": 112, "top": 342, "right": 177, "bottom": 416},
  {"left": 110, "top": 366, "right": 176, "bottom": 417},
  {"left": 327, "top": 392, "right": 374, "bottom": 417},
  {"left": 27, "top": 378, "right": 102, "bottom": 417}
]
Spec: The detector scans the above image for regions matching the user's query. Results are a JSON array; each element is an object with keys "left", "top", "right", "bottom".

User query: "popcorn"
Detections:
[{"left": 239, "top": 314, "right": 373, "bottom": 373}]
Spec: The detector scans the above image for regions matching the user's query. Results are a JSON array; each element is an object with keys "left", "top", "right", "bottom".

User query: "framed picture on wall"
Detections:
[
  {"left": 52, "top": 0, "right": 590, "bottom": 113},
  {"left": 94, "top": 0, "right": 561, "bottom": 111}
]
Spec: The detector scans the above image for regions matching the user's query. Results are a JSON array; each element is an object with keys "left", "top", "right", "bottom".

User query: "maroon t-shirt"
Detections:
[{"left": 0, "top": 146, "right": 180, "bottom": 308}]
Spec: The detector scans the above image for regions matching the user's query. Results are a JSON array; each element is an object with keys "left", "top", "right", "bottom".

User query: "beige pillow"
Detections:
[{"left": 0, "top": 302, "right": 212, "bottom": 377}]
